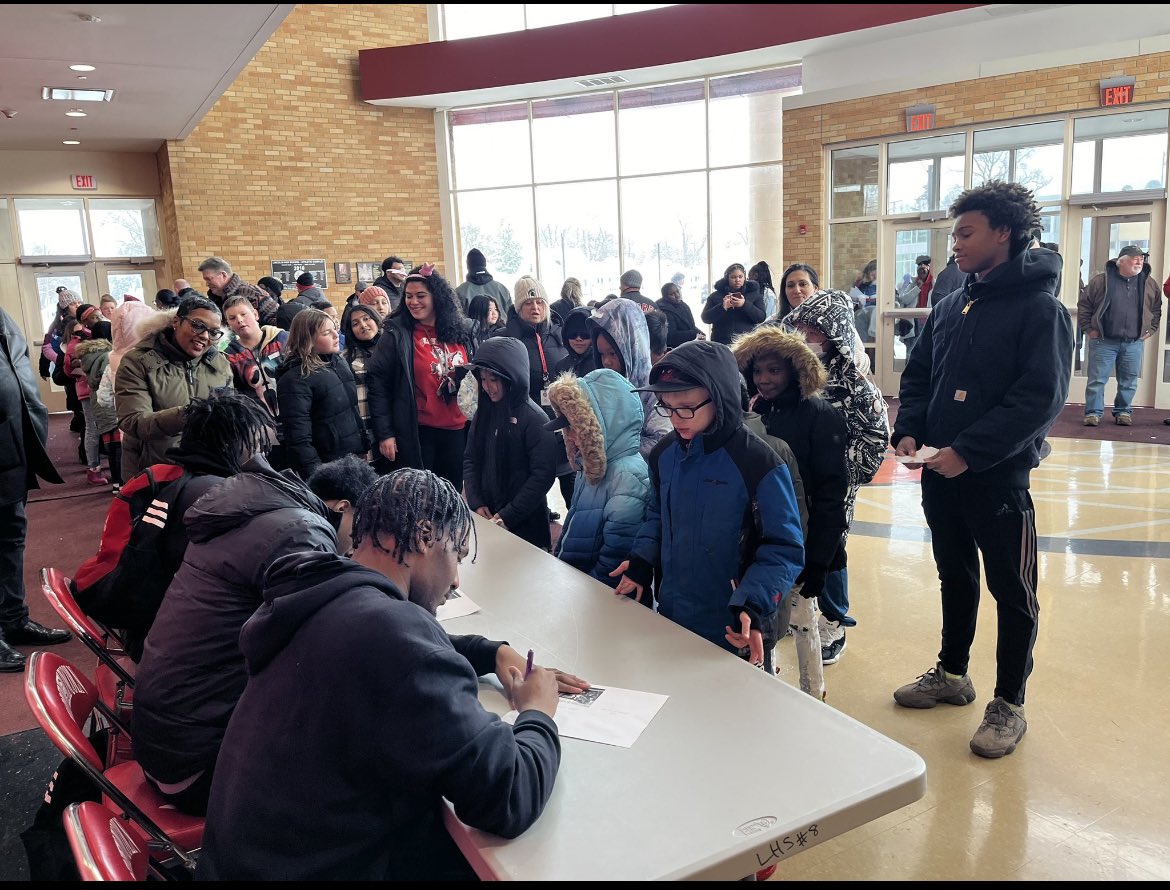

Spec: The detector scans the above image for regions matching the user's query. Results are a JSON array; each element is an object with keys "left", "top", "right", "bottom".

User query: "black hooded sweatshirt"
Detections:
[
  {"left": 196, "top": 550, "right": 561, "bottom": 881},
  {"left": 132, "top": 454, "right": 338, "bottom": 788},
  {"left": 893, "top": 246, "right": 1074, "bottom": 488}
]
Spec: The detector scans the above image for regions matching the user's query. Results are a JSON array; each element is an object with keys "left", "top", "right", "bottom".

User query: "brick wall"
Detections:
[
  {"left": 784, "top": 51, "right": 1170, "bottom": 281},
  {"left": 158, "top": 5, "right": 437, "bottom": 310}
]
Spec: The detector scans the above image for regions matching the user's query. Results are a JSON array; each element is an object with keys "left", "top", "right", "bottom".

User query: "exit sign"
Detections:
[
  {"left": 71, "top": 174, "right": 97, "bottom": 190},
  {"left": 905, "top": 104, "right": 936, "bottom": 133},
  {"left": 1100, "top": 76, "right": 1136, "bottom": 107}
]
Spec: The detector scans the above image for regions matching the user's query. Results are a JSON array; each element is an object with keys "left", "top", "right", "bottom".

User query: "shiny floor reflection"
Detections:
[{"left": 771, "top": 438, "right": 1170, "bottom": 881}]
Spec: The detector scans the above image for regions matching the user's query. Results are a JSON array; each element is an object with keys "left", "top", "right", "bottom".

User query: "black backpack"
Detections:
[{"left": 70, "top": 464, "right": 192, "bottom": 659}]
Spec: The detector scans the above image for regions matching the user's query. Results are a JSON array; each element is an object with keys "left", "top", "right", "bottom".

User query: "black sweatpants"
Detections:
[{"left": 921, "top": 472, "right": 1039, "bottom": 706}]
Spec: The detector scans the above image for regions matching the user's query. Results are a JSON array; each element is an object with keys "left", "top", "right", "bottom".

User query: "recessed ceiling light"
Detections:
[
  {"left": 62, "top": 140, "right": 81, "bottom": 145},
  {"left": 69, "top": 64, "right": 96, "bottom": 72},
  {"left": 42, "top": 87, "right": 114, "bottom": 102},
  {"left": 65, "top": 109, "right": 87, "bottom": 117}
]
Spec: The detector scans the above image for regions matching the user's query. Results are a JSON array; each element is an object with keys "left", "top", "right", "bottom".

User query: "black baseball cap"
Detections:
[
  {"left": 1118, "top": 245, "right": 1149, "bottom": 258},
  {"left": 631, "top": 365, "right": 704, "bottom": 394}
]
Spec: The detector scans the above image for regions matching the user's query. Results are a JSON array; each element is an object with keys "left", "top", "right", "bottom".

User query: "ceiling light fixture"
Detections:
[
  {"left": 42, "top": 87, "right": 114, "bottom": 102},
  {"left": 65, "top": 109, "right": 87, "bottom": 117},
  {"left": 63, "top": 140, "right": 81, "bottom": 145},
  {"left": 69, "top": 64, "right": 96, "bottom": 72}
]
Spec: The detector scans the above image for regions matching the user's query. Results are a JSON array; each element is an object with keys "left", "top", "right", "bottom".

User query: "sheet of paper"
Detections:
[
  {"left": 503, "top": 685, "right": 669, "bottom": 748},
  {"left": 436, "top": 588, "right": 480, "bottom": 622},
  {"left": 893, "top": 445, "right": 939, "bottom": 464}
]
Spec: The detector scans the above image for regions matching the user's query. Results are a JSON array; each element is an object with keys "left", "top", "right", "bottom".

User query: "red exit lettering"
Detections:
[
  {"left": 908, "top": 113, "right": 934, "bottom": 132},
  {"left": 71, "top": 174, "right": 96, "bottom": 189},
  {"left": 1102, "top": 85, "right": 1134, "bottom": 106}
]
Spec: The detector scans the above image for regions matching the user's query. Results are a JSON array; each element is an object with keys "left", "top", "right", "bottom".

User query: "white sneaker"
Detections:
[{"left": 818, "top": 616, "right": 846, "bottom": 665}]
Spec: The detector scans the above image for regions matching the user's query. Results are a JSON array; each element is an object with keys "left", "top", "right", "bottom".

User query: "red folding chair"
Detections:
[
  {"left": 24, "top": 651, "right": 203, "bottom": 875},
  {"left": 41, "top": 567, "right": 136, "bottom": 717},
  {"left": 64, "top": 800, "right": 150, "bottom": 881}
]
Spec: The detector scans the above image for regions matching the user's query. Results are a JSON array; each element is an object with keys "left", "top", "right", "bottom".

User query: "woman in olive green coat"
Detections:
[{"left": 115, "top": 296, "right": 233, "bottom": 479}]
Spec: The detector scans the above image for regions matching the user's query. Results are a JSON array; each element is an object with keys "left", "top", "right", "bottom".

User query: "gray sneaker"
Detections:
[
  {"left": 969, "top": 697, "right": 1027, "bottom": 758},
  {"left": 893, "top": 662, "right": 976, "bottom": 708}
]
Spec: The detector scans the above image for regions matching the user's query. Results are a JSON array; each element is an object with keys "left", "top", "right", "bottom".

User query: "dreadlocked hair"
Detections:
[
  {"left": 179, "top": 387, "right": 275, "bottom": 474},
  {"left": 949, "top": 180, "right": 1042, "bottom": 257},
  {"left": 351, "top": 467, "right": 476, "bottom": 565}
]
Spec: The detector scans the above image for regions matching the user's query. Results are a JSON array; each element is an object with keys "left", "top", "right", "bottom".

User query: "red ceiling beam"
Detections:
[{"left": 360, "top": 4, "right": 986, "bottom": 102}]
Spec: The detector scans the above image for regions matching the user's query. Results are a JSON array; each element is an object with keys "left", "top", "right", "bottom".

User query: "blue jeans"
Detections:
[
  {"left": 819, "top": 568, "right": 856, "bottom": 627},
  {"left": 1084, "top": 337, "right": 1143, "bottom": 418}
]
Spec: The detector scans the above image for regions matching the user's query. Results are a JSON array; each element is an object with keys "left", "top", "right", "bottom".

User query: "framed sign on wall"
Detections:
[{"left": 271, "top": 258, "right": 328, "bottom": 289}]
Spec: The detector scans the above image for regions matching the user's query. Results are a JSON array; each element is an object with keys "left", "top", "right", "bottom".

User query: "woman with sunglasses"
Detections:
[{"left": 114, "top": 295, "right": 232, "bottom": 479}]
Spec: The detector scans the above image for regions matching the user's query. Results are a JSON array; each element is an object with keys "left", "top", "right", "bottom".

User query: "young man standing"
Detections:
[{"left": 891, "top": 181, "right": 1074, "bottom": 758}]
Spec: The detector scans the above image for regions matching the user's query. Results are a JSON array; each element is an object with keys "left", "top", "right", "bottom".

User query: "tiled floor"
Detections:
[{"left": 770, "top": 437, "right": 1170, "bottom": 882}]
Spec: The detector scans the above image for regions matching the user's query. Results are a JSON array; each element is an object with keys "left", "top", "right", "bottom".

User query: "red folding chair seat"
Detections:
[{"left": 24, "top": 651, "right": 203, "bottom": 874}]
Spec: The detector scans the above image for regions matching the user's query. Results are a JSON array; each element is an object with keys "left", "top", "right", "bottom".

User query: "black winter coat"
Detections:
[
  {"left": 655, "top": 297, "right": 700, "bottom": 348},
  {"left": 276, "top": 354, "right": 367, "bottom": 477},
  {"left": 701, "top": 278, "right": 765, "bottom": 344},
  {"left": 502, "top": 314, "right": 568, "bottom": 409},
  {"left": 463, "top": 337, "right": 560, "bottom": 548}
]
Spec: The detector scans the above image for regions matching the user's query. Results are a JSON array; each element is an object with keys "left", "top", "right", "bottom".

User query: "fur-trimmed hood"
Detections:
[
  {"left": 730, "top": 326, "right": 825, "bottom": 400},
  {"left": 74, "top": 337, "right": 112, "bottom": 360},
  {"left": 134, "top": 307, "right": 177, "bottom": 342},
  {"left": 547, "top": 368, "right": 642, "bottom": 485}
]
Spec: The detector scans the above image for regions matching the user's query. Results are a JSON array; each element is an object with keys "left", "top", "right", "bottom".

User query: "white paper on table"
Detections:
[
  {"left": 436, "top": 588, "right": 480, "bottom": 622},
  {"left": 503, "top": 685, "right": 669, "bottom": 748},
  {"left": 893, "top": 445, "right": 939, "bottom": 464}
]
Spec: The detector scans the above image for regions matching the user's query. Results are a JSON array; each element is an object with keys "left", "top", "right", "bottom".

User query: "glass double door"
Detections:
[
  {"left": 879, "top": 207, "right": 1168, "bottom": 412},
  {"left": 1064, "top": 204, "right": 1166, "bottom": 410},
  {"left": 873, "top": 220, "right": 953, "bottom": 395},
  {"left": 20, "top": 264, "right": 159, "bottom": 412}
]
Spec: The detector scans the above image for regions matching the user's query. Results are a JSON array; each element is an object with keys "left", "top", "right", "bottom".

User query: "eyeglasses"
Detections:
[
  {"left": 182, "top": 317, "right": 225, "bottom": 341},
  {"left": 653, "top": 397, "right": 712, "bottom": 419}
]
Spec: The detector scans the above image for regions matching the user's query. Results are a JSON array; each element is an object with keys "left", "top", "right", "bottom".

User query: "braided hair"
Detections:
[
  {"left": 178, "top": 388, "right": 275, "bottom": 474},
  {"left": 351, "top": 468, "right": 476, "bottom": 565}
]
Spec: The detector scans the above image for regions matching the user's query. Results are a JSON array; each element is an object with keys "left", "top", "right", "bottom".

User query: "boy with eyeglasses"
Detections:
[{"left": 611, "top": 339, "right": 804, "bottom": 669}]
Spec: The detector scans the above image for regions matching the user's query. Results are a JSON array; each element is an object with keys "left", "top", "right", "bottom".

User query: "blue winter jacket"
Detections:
[
  {"left": 549, "top": 369, "right": 650, "bottom": 587},
  {"left": 626, "top": 340, "right": 804, "bottom": 651}
]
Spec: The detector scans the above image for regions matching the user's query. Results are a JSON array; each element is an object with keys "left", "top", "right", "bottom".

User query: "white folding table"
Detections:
[{"left": 441, "top": 516, "right": 926, "bottom": 880}]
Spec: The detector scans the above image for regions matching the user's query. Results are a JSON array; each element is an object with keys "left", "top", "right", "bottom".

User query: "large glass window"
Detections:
[
  {"left": 620, "top": 172, "right": 707, "bottom": 313},
  {"left": 1071, "top": 109, "right": 1170, "bottom": 194},
  {"left": 449, "top": 104, "right": 532, "bottom": 190},
  {"left": 443, "top": 4, "right": 676, "bottom": 38},
  {"left": 532, "top": 94, "right": 616, "bottom": 183},
  {"left": 710, "top": 165, "right": 783, "bottom": 299},
  {"left": 534, "top": 181, "right": 619, "bottom": 303},
  {"left": 442, "top": 4, "right": 525, "bottom": 40},
  {"left": 525, "top": 4, "right": 611, "bottom": 29},
  {"left": 708, "top": 68, "right": 797, "bottom": 168},
  {"left": 90, "top": 198, "right": 161, "bottom": 257},
  {"left": 618, "top": 81, "right": 706, "bottom": 176},
  {"left": 454, "top": 187, "right": 537, "bottom": 283},
  {"left": 972, "top": 121, "right": 1064, "bottom": 203},
  {"left": 15, "top": 198, "right": 88, "bottom": 257},
  {"left": 831, "top": 145, "right": 879, "bottom": 218},
  {"left": 446, "top": 68, "right": 798, "bottom": 295},
  {"left": 886, "top": 133, "right": 966, "bottom": 215}
]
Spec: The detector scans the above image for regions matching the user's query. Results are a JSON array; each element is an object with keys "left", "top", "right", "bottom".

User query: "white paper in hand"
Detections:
[
  {"left": 436, "top": 588, "right": 480, "bottom": 621},
  {"left": 894, "top": 445, "right": 939, "bottom": 464}
]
